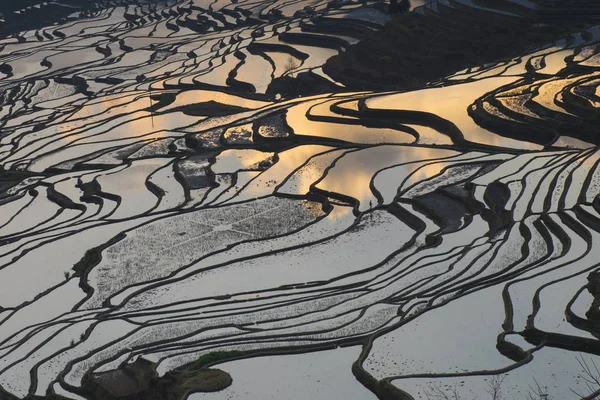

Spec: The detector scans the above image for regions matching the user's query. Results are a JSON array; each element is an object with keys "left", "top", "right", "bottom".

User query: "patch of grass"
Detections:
[
  {"left": 178, "top": 369, "right": 233, "bottom": 394},
  {"left": 189, "top": 351, "right": 246, "bottom": 370}
]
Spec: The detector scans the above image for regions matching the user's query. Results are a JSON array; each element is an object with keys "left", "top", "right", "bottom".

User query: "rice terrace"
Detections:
[{"left": 2, "top": 0, "right": 600, "bottom": 399}]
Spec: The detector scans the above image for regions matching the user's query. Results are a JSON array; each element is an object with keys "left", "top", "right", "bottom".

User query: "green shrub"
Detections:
[
  {"left": 189, "top": 350, "right": 246, "bottom": 370},
  {"left": 178, "top": 369, "right": 233, "bottom": 393}
]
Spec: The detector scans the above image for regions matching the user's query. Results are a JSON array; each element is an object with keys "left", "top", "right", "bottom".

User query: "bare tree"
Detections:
[
  {"left": 526, "top": 378, "right": 552, "bottom": 400},
  {"left": 570, "top": 354, "right": 600, "bottom": 399},
  {"left": 284, "top": 55, "right": 299, "bottom": 75},
  {"left": 420, "top": 361, "right": 600, "bottom": 400},
  {"left": 424, "top": 383, "right": 474, "bottom": 400},
  {"left": 485, "top": 375, "right": 505, "bottom": 400}
]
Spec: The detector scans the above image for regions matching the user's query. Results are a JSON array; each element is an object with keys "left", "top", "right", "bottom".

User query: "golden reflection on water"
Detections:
[
  {"left": 212, "top": 149, "right": 276, "bottom": 174},
  {"left": 534, "top": 77, "right": 581, "bottom": 116},
  {"left": 239, "top": 145, "right": 333, "bottom": 198},
  {"left": 159, "top": 90, "right": 270, "bottom": 112},
  {"left": 50, "top": 76, "right": 561, "bottom": 219},
  {"left": 66, "top": 89, "right": 268, "bottom": 146},
  {"left": 314, "top": 145, "right": 459, "bottom": 211},
  {"left": 275, "top": 144, "right": 333, "bottom": 171},
  {"left": 124, "top": 111, "right": 197, "bottom": 140},
  {"left": 68, "top": 93, "right": 144, "bottom": 121},
  {"left": 317, "top": 162, "right": 376, "bottom": 208},
  {"left": 366, "top": 77, "right": 543, "bottom": 150},
  {"left": 594, "top": 80, "right": 600, "bottom": 100},
  {"left": 404, "top": 159, "right": 452, "bottom": 184},
  {"left": 98, "top": 158, "right": 170, "bottom": 192},
  {"left": 287, "top": 99, "right": 415, "bottom": 144}
]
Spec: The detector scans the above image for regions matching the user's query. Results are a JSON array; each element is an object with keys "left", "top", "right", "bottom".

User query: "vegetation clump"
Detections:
[
  {"left": 82, "top": 358, "right": 234, "bottom": 400},
  {"left": 176, "top": 369, "right": 233, "bottom": 394},
  {"left": 190, "top": 350, "right": 246, "bottom": 370}
]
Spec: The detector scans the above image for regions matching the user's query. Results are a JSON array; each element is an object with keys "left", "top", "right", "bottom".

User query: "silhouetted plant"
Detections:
[
  {"left": 424, "top": 383, "right": 468, "bottom": 400},
  {"left": 389, "top": 0, "right": 399, "bottom": 15},
  {"left": 399, "top": 0, "right": 410, "bottom": 13},
  {"left": 485, "top": 375, "right": 505, "bottom": 400},
  {"left": 284, "top": 55, "right": 299, "bottom": 75},
  {"left": 570, "top": 354, "right": 600, "bottom": 399},
  {"left": 423, "top": 374, "right": 553, "bottom": 400},
  {"left": 189, "top": 350, "right": 246, "bottom": 370},
  {"left": 526, "top": 378, "right": 552, "bottom": 400}
]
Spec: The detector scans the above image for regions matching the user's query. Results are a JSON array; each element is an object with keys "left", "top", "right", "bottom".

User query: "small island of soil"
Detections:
[{"left": 81, "top": 358, "right": 232, "bottom": 400}]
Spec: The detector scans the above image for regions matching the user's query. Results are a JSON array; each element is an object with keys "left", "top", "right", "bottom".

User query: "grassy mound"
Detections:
[
  {"left": 190, "top": 350, "right": 246, "bottom": 370},
  {"left": 177, "top": 369, "right": 233, "bottom": 394}
]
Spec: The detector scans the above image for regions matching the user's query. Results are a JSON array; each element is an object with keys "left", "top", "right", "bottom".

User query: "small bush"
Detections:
[
  {"left": 189, "top": 351, "right": 245, "bottom": 370},
  {"left": 284, "top": 55, "right": 300, "bottom": 75},
  {"left": 178, "top": 369, "right": 233, "bottom": 393}
]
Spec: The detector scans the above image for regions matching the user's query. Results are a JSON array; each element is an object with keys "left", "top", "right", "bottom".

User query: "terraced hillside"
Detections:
[
  {"left": 1, "top": 0, "right": 600, "bottom": 399},
  {"left": 325, "top": 0, "right": 600, "bottom": 89}
]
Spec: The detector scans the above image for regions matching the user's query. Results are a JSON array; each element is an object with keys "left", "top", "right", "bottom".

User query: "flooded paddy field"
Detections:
[{"left": 2, "top": 0, "right": 600, "bottom": 399}]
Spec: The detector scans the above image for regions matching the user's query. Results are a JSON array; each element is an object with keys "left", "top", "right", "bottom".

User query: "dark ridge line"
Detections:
[
  {"left": 0, "top": 191, "right": 35, "bottom": 231},
  {"left": 349, "top": 299, "right": 536, "bottom": 400},
  {"left": 306, "top": 99, "right": 420, "bottom": 141},
  {"left": 0, "top": 322, "right": 76, "bottom": 394},
  {"left": 392, "top": 223, "right": 519, "bottom": 304},
  {"left": 127, "top": 307, "right": 375, "bottom": 356},
  {"left": 523, "top": 327, "right": 600, "bottom": 358},
  {"left": 0, "top": 284, "right": 94, "bottom": 351},
  {"left": 541, "top": 149, "right": 595, "bottom": 212},
  {"left": 499, "top": 152, "right": 574, "bottom": 216},
  {"left": 528, "top": 151, "right": 585, "bottom": 215},
  {"left": 204, "top": 169, "right": 262, "bottom": 206},
  {"left": 116, "top": 286, "right": 368, "bottom": 331},
  {"left": 501, "top": 217, "right": 555, "bottom": 331},
  {"left": 383, "top": 241, "right": 485, "bottom": 304},
  {"left": 424, "top": 240, "right": 502, "bottom": 305},
  {"left": 435, "top": 220, "right": 534, "bottom": 298},
  {"left": 558, "top": 151, "right": 598, "bottom": 211},
  {"left": 565, "top": 284, "right": 600, "bottom": 341},
  {"left": 2, "top": 115, "right": 148, "bottom": 168},
  {"left": 418, "top": 240, "right": 507, "bottom": 306},
  {"left": 522, "top": 212, "right": 592, "bottom": 329},
  {"left": 396, "top": 155, "right": 496, "bottom": 199},
  {"left": 144, "top": 159, "right": 177, "bottom": 211},
  {"left": 0, "top": 205, "right": 74, "bottom": 245},
  {"left": 0, "top": 303, "right": 95, "bottom": 352},
  {"left": 172, "top": 155, "right": 193, "bottom": 204},
  {"left": 451, "top": 223, "right": 536, "bottom": 296},
  {"left": 126, "top": 285, "right": 367, "bottom": 326}
]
